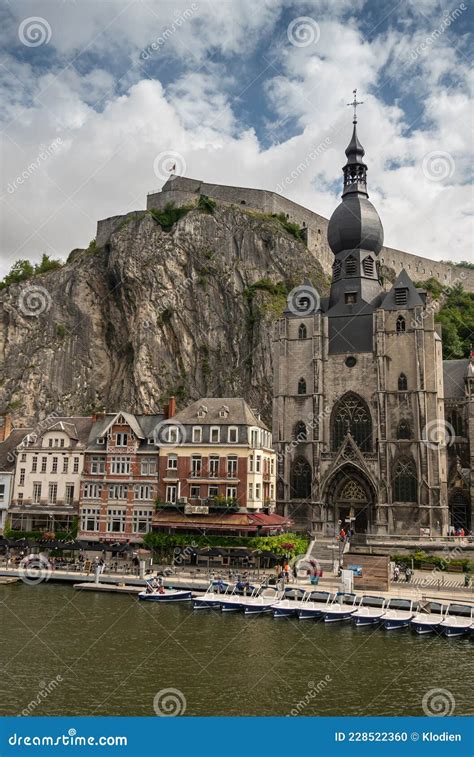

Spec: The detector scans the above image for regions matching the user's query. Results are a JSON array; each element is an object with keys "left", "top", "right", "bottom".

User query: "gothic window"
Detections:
[
  {"left": 398, "top": 373, "right": 408, "bottom": 391},
  {"left": 362, "top": 257, "right": 374, "bottom": 276},
  {"left": 333, "top": 259, "right": 342, "bottom": 280},
  {"left": 298, "top": 323, "right": 307, "bottom": 340},
  {"left": 298, "top": 378, "right": 307, "bottom": 395},
  {"left": 293, "top": 421, "right": 307, "bottom": 441},
  {"left": 331, "top": 393, "right": 372, "bottom": 452},
  {"left": 448, "top": 411, "right": 464, "bottom": 437},
  {"left": 396, "top": 315, "right": 406, "bottom": 332},
  {"left": 392, "top": 457, "right": 417, "bottom": 502},
  {"left": 396, "top": 420, "right": 411, "bottom": 440},
  {"left": 345, "top": 255, "right": 357, "bottom": 276},
  {"left": 290, "top": 456, "right": 312, "bottom": 499},
  {"left": 449, "top": 490, "right": 470, "bottom": 530},
  {"left": 339, "top": 480, "right": 366, "bottom": 502}
]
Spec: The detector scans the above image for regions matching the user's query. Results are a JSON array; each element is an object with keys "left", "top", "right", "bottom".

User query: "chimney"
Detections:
[
  {"left": 167, "top": 396, "right": 176, "bottom": 418},
  {"left": 0, "top": 413, "right": 13, "bottom": 442},
  {"left": 91, "top": 408, "right": 106, "bottom": 423}
]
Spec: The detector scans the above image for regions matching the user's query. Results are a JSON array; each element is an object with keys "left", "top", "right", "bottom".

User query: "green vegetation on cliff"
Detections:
[
  {"left": 415, "top": 280, "right": 474, "bottom": 359},
  {"left": 0, "top": 254, "right": 64, "bottom": 290}
]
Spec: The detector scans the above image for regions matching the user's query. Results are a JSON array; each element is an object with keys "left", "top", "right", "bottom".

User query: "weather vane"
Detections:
[{"left": 347, "top": 88, "right": 364, "bottom": 124}]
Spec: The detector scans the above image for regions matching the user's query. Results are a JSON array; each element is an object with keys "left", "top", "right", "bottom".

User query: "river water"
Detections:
[{"left": 1, "top": 583, "right": 472, "bottom": 717}]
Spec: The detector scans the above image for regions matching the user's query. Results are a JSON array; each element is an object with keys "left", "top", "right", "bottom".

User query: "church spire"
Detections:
[{"left": 342, "top": 89, "right": 368, "bottom": 198}]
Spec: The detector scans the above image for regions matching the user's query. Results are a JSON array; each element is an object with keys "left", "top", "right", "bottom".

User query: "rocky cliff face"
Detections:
[{"left": 0, "top": 205, "right": 329, "bottom": 425}]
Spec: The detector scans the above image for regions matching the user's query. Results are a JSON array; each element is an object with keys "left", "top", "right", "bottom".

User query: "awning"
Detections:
[{"left": 152, "top": 510, "right": 291, "bottom": 533}]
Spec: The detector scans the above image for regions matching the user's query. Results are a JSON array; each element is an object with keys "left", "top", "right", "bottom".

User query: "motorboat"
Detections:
[
  {"left": 272, "top": 589, "right": 308, "bottom": 618},
  {"left": 439, "top": 603, "right": 474, "bottom": 638},
  {"left": 219, "top": 583, "right": 257, "bottom": 612},
  {"left": 380, "top": 598, "right": 415, "bottom": 630},
  {"left": 138, "top": 585, "right": 192, "bottom": 602},
  {"left": 322, "top": 592, "right": 359, "bottom": 623},
  {"left": 297, "top": 591, "right": 332, "bottom": 620},
  {"left": 352, "top": 595, "right": 387, "bottom": 626},
  {"left": 242, "top": 586, "right": 284, "bottom": 615},
  {"left": 192, "top": 580, "right": 231, "bottom": 610},
  {"left": 410, "top": 601, "right": 446, "bottom": 634}
]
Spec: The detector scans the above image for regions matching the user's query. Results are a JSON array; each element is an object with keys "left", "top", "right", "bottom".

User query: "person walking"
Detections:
[{"left": 405, "top": 566, "right": 412, "bottom": 583}]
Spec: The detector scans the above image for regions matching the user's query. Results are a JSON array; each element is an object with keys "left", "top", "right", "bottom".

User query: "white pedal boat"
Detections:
[
  {"left": 352, "top": 595, "right": 386, "bottom": 626},
  {"left": 242, "top": 587, "right": 283, "bottom": 615},
  {"left": 138, "top": 587, "right": 192, "bottom": 602},
  {"left": 439, "top": 603, "right": 474, "bottom": 638},
  {"left": 323, "top": 592, "right": 358, "bottom": 623},
  {"left": 192, "top": 580, "right": 231, "bottom": 610},
  {"left": 297, "top": 591, "right": 332, "bottom": 620},
  {"left": 381, "top": 598, "right": 415, "bottom": 629},
  {"left": 410, "top": 601, "right": 446, "bottom": 634},
  {"left": 272, "top": 589, "right": 308, "bottom": 618}
]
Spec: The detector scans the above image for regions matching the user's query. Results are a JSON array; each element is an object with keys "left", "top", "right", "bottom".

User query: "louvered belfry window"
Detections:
[
  {"left": 362, "top": 257, "right": 374, "bottom": 276},
  {"left": 395, "top": 287, "right": 408, "bottom": 306},
  {"left": 345, "top": 255, "right": 357, "bottom": 276}
]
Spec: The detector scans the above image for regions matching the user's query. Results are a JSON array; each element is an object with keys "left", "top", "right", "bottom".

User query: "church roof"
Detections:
[
  {"left": 379, "top": 269, "right": 424, "bottom": 310},
  {"left": 443, "top": 359, "right": 469, "bottom": 399}
]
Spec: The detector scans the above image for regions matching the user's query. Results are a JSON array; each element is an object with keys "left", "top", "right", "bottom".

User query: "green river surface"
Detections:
[{"left": 1, "top": 583, "right": 472, "bottom": 717}]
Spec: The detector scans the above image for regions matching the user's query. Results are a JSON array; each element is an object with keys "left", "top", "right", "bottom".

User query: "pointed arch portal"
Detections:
[{"left": 323, "top": 464, "right": 375, "bottom": 534}]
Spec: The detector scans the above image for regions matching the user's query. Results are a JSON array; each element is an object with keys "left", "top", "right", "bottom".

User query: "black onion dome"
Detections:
[
  {"left": 344, "top": 125, "right": 366, "bottom": 165},
  {"left": 327, "top": 194, "right": 384, "bottom": 255}
]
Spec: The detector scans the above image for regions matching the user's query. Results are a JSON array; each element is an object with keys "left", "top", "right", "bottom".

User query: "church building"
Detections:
[{"left": 272, "top": 104, "right": 474, "bottom": 538}]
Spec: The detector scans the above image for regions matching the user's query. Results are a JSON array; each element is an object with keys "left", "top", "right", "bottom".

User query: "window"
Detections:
[
  {"left": 345, "top": 356, "right": 357, "bottom": 367},
  {"left": 398, "top": 373, "right": 408, "bottom": 391},
  {"left": 345, "top": 292, "right": 357, "bottom": 304},
  {"left": 298, "top": 323, "right": 307, "bottom": 339},
  {"left": 208, "top": 486, "right": 219, "bottom": 498},
  {"left": 210, "top": 427, "right": 220, "bottom": 443},
  {"left": 60, "top": 438, "right": 65, "bottom": 448},
  {"left": 393, "top": 457, "right": 417, "bottom": 502},
  {"left": 97, "top": 437, "right": 105, "bottom": 445},
  {"left": 107, "top": 508, "right": 126, "bottom": 533},
  {"left": 249, "top": 455, "right": 254, "bottom": 473},
  {"left": 63, "top": 457, "right": 69, "bottom": 474},
  {"left": 226, "top": 486, "right": 237, "bottom": 500},
  {"left": 91, "top": 456, "right": 105, "bottom": 474},
  {"left": 73, "top": 457, "right": 80, "bottom": 473},
  {"left": 140, "top": 458, "right": 156, "bottom": 475},
  {"left": 293, "top": 421, "right": 307, "bottom": 441},
  {"left": 116, "top": 432, "right": 128, "bottom": 447},
  {"left": 396, "top": 315, "right": 406, "bottom": 332},
  {"left": 48, "top": 439, "right": 53, "bottom": 448},
  {"left": 332, "top": 393, "right": 372, "bottom": 452},
  {"left": 33, "top": 483, "right": 42, "bottom": 504},
  {"left": 345, "top": 255, "right": 357, "bottom": 276},
  {"left": 82, "top": 507, "right": 100, "bottom": 532},
  {"left": 192, "top": 427, "right": 202, "bottom": 443},
  {"left": 394, "top": 288, "right": 408, "bottom": 306},
  {"left": 209, "top": 456, "right": 219, "bottom": 477},
  {"left": 298, "top": 378, "right": 307, "bottom": 395},
  {"left": 255, "top": 483, "right": 261, "bottom": 500},
  {"left": 108, "top": 484, "right": 128, "bottom": 500},
  {"left": 41, "top": 457, "right": 47, "bottom": 473},
  {"left": 219, "top": 406, "right": 229, "bottom": 418},
  {"left": 248, "top": 483, "right": 253, "bottom": 500},
  {"left": 52, "top": 457, "right": 58, "bottom": 473},
  {"left": 133, "top": 509, "right": 152, "bottom": 534},
  {"left": 167, "top": 426, "right": 180, "bottom": 444},
  {"left": 167, "top": 455, "right": 177, "bottom": 470},
  {"left": 31, "top": 457, "right": 38, "bottom": 473},
  {"left": 448, "top": 411, "right": 464, "bottom": 437},
  {"left": 270, "top": 458, "right": 274, "bottom": 475},
  {"left": 0, "top": 484, "right": 5, "bottom": 502},
  {"left": 255, "top": 455, "right": 261, "bottom": 473},
  {"left": 134, "top": 484, "right": 152, "bottom": 501},
  {"left": 20, "top": 452, "right": 27, "bottom": 462},
  {"left": 48, "top": 483, "right": 58, "bottom": 505},
  {"left": 83, "top": 483, "right": 103, "bottom": 499},
  {"left": 227, "top": 456, "right": 238, "bottom": 478},
  {"left": 290, "top": 457, "right": 311, "bottom": 499},
  {"left": 110, "top": 457, "right": 130, "bottom": 475},
  {"left": 190, "top": 485, "right": 200, "bottom": 499},
  {"left": 191, "top": 456, "right": 202, "bottom": 477},
  {"left": 250, "top": 429, "right": 259, "bottom": 447},
  {"left": 19, "top": 468, "right": 25, "bottom": 486},
  {"left": 166, "top": 485, "right": 177, "bottom": 503},
  {"left": 333, "top": 259, "right": 342, "bottom": 280},
  {"left": 362, "top": 257, "right": 374, "bottom": 276},
  {"left": 65, "top": 484, "right": 75, "bottom": 505},
  {"left": 397, "top": 420, "right": 411, "bottom": 440},
  {"left": 228, "top": 427, "right": 238, "bottom": 443}
]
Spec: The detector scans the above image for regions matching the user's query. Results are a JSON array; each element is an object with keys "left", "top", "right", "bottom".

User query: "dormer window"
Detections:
[
  {"left": 97, "top": 438, "right": 105, "bottom": 445},
  {"left": 197, "top": 405, "right": 208, "bottom": 419},
  {"left": 228, "top": 426, "right": 238, "bottom": 443},
  {"left": 116, "top": 432, "right": 128, "bottom": 447},
  {"left": 219, "top": 405, "right": 229, "bottom": 418},
  {"left": 192, "top": 427, "right": 202, "bottom": 443},
  {"left": 395, "top": 287, "right": 408, "bottom": 306},
  {"left": 396, "top": 315, "right": 406, "bottom": 332},
  {"left": 210, "top": 427, "right": 220, "bottom": 443}
]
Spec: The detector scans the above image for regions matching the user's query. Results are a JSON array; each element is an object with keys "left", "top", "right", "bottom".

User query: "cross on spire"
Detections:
[{"left": 347, "top": 88, "right": 364, "bottom": 124}]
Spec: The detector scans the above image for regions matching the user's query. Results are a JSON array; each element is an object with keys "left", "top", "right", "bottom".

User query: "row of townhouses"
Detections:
[{"left": 0, "top": 398, "right": 284, "bottom": 544}]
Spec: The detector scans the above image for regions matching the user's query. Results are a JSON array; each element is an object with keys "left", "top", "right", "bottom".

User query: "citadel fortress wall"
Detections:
[{"left": 96, "top": 176, "right": 474, "bottom": 291}]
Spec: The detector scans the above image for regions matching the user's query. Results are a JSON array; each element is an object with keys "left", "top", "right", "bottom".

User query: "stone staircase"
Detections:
[{"left": 306, "top": 537, "right": 341, "bottom": 569}]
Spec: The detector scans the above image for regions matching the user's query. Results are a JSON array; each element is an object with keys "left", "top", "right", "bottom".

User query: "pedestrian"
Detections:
[
  {"left": 393, "top": 565, "right": 400, "bottom": 582},
  {"left": 284, "top": 562, "right": 290, "bottom": 582},
  {"left": 463, "top": 573, "right": 471, "bottom": 588},
  {"left": 405, "top": 566, "right": 412, "bottom": 583}
]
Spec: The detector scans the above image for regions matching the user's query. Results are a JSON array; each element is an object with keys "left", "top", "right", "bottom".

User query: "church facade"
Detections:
[{"left": 272, "top": 112, "right": 474, "bottom": 538}]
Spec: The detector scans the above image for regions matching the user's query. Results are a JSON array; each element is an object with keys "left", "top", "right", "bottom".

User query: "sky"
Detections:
[{"left": 0, "top": 0, "right": 472, "bottom": 278}]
